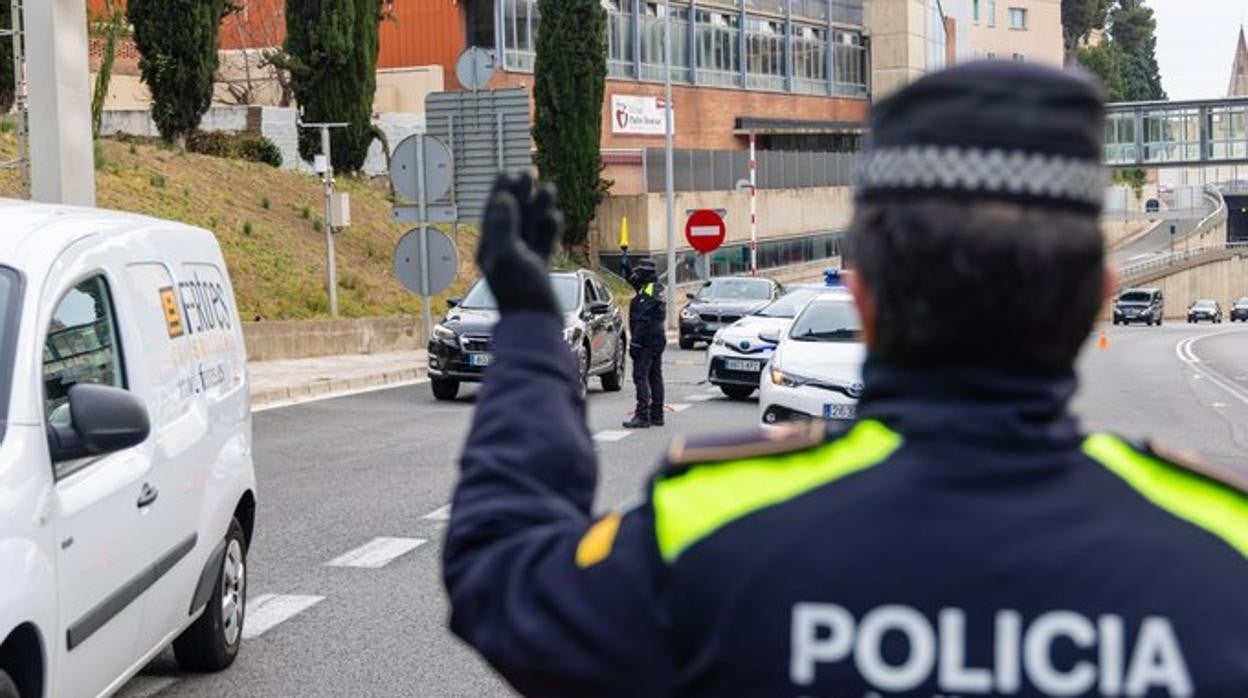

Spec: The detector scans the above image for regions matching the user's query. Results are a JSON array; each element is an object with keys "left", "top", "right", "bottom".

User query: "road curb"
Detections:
[{"left": 250, "top": 365, "right": 428, "bottom": 408}]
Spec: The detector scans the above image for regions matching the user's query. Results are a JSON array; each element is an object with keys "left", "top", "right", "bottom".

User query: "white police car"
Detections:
[
  {"left": 0, "top": 201, "right": 256, "bottom": 698},
  {"left": 759, "top": 294, "right": 865, "bottom": 425},
  {"left": 706, "top": 287, "right": 847, "bottom": 400}
]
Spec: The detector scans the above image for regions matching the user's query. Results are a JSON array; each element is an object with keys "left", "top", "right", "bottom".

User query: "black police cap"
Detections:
[{"left": 855, "top": 60, "right": 1108, "bottom": 214}]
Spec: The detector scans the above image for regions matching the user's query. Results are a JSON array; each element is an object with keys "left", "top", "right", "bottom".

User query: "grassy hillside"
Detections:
[{"left": 0, "top": 131, "right": 478, "bottom": 321}]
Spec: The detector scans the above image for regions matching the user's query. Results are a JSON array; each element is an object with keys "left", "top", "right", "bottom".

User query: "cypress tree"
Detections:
[
  {"left": 280, "top": 0, "right": 385, "bottom": 173},
  {"left": 127, "top": 0, "right": 232, "bottom": 146},
  {"left": 0, "top": 2, "right": 13, "bottom": 114},
  {"left": 532, "top": 0, "right": 608, "bottom": 253}
]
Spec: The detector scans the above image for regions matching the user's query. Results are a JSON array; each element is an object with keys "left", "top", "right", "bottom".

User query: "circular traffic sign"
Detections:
[
  {"left": 395, "top": 228, "right": 460, "bottom": 296},
  {"left": 391, "top": 135, "right": 453, "bottom": 203},
  {"left": 685, "top": 209, "right": 727, "bottom": 254},
  {"left": 455, "top": 47, "right": 497, "bottom": 91}
]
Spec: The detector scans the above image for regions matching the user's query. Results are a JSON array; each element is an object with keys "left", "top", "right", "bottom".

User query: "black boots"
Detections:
[{"left": 622, "top": 414, "right": 651, "bottom": 429}]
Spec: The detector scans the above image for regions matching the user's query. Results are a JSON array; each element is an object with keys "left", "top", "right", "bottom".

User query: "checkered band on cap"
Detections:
[{"left": 854, "top": 145, "right": 1106, "bottom": 212}]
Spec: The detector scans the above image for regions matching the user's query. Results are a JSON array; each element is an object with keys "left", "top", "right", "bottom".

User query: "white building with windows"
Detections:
[{"left": 967, "top": 0, "right": 1062, "bottom": 65}]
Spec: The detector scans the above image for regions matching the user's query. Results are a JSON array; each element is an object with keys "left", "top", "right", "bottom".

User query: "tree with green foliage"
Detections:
[
  {"left": 0, "top": 2, "right": 14, "bottom": 114},
  {"left": 90, "top": 0, "right": 129, "bottom": 138},
  {"left": 278, "top": 0, "right": 388, "bottom": 173},
  {"left": 1061, "top": 0, "right": 1113, "bottom": 62},
  {"left": 128, "top": 0, "right": 235, "bottom": 146},
  {"left": 532, "top": 0, "right": 608, "bottom": 254},
  {"left": 1109, "top": 0, "right": 1165, "bottom": 101}
]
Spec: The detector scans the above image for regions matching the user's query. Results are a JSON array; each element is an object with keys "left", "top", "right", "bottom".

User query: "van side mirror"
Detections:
[
  {"left": 447, "top": 297, "right": 461, "bottom": 309},
  {"left": 47, "top": 384, "right": 151, "bottom": 463}
]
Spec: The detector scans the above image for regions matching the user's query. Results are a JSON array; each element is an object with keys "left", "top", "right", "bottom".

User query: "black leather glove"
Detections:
[{"left": 477, "top": 172, "right": 564, "bottom": 318}]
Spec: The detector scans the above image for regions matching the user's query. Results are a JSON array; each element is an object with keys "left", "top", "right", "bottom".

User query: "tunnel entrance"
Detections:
[{"left": 1225, "top": 195, "right": 1248, "bottom": 242}]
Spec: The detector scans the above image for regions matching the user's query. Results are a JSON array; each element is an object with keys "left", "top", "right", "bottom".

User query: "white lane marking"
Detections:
[
  {"left": 668, "top": 403, "right": 692, "bottom": 413},
  {"left": 1212, "top": 403, "right": 1230, "bottom": 408},
  {"left": 252, "top": 378, "right": 429, "bottom": 413},
  {"left": 684, "top": 393, "right": 718, "bottom": 402},
  {"left": 1176, "top": 333, "right": 1248, "bottom": 406},
  {"left": 423, "top": 504, "right": 452, "bottom": 521},
  {"left": 326, "top": 537, "right": 428, "bottom": 569},
  {"left": 242, "top": 594, "right": 325, "bottom": 640},
  {"left": 594, "top": 430, "right": 633, "bottom": 443},
  {"left": 118, "top": 676, "right": 179, "bottom": 698}
]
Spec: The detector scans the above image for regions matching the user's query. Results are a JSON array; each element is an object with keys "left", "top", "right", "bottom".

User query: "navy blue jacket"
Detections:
[
  {"left": 444, "top": 311, "right": 1248, "bottom": 697},
  {"left": 621, "top": 256, "right": 666, "bottom": 347}
]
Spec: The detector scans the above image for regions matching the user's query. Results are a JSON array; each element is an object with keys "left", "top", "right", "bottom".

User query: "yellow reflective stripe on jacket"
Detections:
[
  {"left": 652, "top": 420, "right": 902, "bottom": 563},
  {"left": 1084, "top": 433, "right": 1248, "bottom": 558},
  {"left": 643, "top": 282, "right": 655, "bottom": 296}
]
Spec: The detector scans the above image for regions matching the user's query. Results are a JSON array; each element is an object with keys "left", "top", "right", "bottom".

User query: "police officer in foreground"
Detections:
[
  {"left": 620, "top": 253, "right": 667, "bottom": 428},
  {"left": 444, "top": 61, "right": 1248, "bottom": 697}
]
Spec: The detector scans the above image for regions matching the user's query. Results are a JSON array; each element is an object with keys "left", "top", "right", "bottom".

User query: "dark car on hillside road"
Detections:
[
  {"left": 678, "top": 277, "right": 783, "bottom": 349},
  {"left": 1113, "top": 288, "right": 1164, "bottom": 326},
  {"left": 1187, "top": 299, "right": 1223, "bottom": 324},
  {"left": 1232, "top": 297, "right": 1248, "bottom": 322},
  {"left": 427, "top": 270, "right": 627, "bottom": 400}
]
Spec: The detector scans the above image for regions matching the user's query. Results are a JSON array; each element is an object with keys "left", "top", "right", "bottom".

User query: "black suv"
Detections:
[
  {"left": 1231, "top": 297, "right": 1248, "bottom": 322},
  {"left": 1113, "top": 288, "right": 1164, "bottom": 326},
  {"left": 678, "top": 277, "right": 782, "bottom": 349},
  {"left": 1187, "top": 299, "right": 1223, "bottom": 324},
  {"left": 427, "top": 270, "right": 627, "bottom": 400}
]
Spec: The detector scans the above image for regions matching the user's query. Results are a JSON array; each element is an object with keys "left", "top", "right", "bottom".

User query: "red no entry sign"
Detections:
[{"left": 685, "top": 209, "right": 726, "bottom": 254}]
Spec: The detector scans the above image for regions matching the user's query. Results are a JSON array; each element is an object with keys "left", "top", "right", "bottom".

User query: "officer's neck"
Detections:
[{"left": 857, "top": 359, "right": 1081, "bottom": 452}]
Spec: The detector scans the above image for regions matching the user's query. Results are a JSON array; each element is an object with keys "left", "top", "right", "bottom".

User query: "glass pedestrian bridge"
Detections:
[{"left": 1105, "top": 97, "right": 1248, "bottom": 168}]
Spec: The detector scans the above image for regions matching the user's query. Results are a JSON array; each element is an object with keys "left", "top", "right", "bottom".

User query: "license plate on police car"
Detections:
[
  {"left": 823, "top": 404, "right": 857, "bottom": 420},
  {"left": 724, "top": 359, "right": 761, "bottom": 372},
  {"left": 469, "top": 353, "right": 494, "bottom": 367}
]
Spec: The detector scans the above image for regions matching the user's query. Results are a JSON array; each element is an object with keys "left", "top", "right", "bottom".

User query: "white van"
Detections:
[{"left": 0, "top": 201, "right": 256, "bottom": 698}]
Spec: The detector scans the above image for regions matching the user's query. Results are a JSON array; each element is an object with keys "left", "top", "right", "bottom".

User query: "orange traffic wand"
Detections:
[{"left": 1098, "top": 331, "right": 1109, "bottom": 350}]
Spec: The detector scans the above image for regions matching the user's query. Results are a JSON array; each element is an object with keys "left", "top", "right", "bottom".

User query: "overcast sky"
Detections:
[{"left": 1151, "top": 0, "right": 1246, "bottom": 100}]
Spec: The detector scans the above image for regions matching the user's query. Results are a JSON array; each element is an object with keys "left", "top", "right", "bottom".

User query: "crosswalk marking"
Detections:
[
  {"left": 117, "top": 676, "right": 179, "bottom": 698},
  {"left": 668, "top": 403, "right": 692, "bottom": 413},
  {"left": 594, "top": 430, "right": 633, "bottom": 443},
  {"left": 326, "top": 537, "right": 428, "bottom": 569},
  {"left": 242, "top": 594, "right": 325, "bottom": 640},
  {"left": 684, "top": 393, "right": 719, "bottom": 402},
  {"left": 423, "top": 504, "right": 452, "bottom": 521}
]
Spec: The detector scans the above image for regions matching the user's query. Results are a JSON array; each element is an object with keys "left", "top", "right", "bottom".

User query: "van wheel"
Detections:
[
  {"left": 721, "top": 385, "right": 755, "bottom": 401},
  {"left": 601, "top": 342, "right": 624, "bottom": 392},
  {"left": 0, "top": 670, "right": 18, "bottom": 698},
  {"left": 174, "top": 518, "right": 246, "bottom": 672},
  {"left": 431, "top": 379, "right": 459, "bottom": 401}
]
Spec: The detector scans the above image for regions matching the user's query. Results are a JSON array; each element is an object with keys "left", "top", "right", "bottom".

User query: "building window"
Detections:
[
  {"left": 639, "top": 2, "right": 691, "bottom": 82},
  {"left": 502, "top": 0, "right": 540, "bottom": 70},
  {"left": 745, "top": 16, "right": 786, "bottom": 91},
  {"left": 791, "top": 24, "right": 829, "bottom": 94},
  {"left": 606, "top": 1, "right": 635, "bottom": 78},
  {"left": 973, "top": 0, "right": 980, "bottom": 22},
  {"left": 465, "top": 0, "right": 496, "bottom": 49},
  {"left": 1009, "top": 7, "right": 1027, "bottom": 29},
  {"left": 1012, "top": 52, "right": 1026, "bottom": 61},
  {"left": 832, "top": 29, "right": 867, "bottom": 97},
  {"left": 987, "top": 0, "right": 996, "bottom": 27},
  {"left": 696, "top": 9, "right": 741, "bottom": 88}
]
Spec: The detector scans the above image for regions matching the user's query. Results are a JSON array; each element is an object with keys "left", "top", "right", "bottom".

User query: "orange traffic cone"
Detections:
[{"left": 1098, "top": 331, "right": 1109, "bottom": 350}]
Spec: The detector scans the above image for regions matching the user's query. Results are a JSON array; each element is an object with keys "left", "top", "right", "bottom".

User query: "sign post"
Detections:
[
  {"left": 391, "top": 134, "right": 457, "bottom": 343},
  {"left": 299, "top": 118, "right": 350, "bottom": 317}
]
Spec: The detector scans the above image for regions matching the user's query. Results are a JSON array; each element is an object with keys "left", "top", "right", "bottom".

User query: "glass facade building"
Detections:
[
  {"left": 1104, "top": 99, "right": 1248, "bottom": 167},
  {"left": 498, "top": 0, "right": 868, "bottom": 98}
]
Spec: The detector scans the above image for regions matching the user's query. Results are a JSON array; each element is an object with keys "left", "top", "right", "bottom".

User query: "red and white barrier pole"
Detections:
[{"left": 749, "top": 131, "right": 758, "bottom": 277}]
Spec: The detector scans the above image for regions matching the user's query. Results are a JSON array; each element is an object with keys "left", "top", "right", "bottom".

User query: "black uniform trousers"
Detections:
[{"left": 631, "top": 343, "right": 665, "bottom": 420}]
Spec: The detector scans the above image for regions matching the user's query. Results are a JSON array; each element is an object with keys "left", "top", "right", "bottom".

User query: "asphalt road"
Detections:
[
  {"left": 117, "top": 322, "right": 1248, "bottom": 697},
  {"left": 1109, "top": 214, "right": 1202, "bottom": 267}
]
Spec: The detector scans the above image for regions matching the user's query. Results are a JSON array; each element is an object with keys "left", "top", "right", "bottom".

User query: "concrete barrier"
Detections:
[{"left": 243, "top": 316, "right": 426, "bottom": 363}]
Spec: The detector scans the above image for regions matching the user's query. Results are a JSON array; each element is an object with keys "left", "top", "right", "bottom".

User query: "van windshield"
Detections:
[
  {"left": 0, "top": 267, "right": 20, "bottom": 445},
  {"left": 1118, "top": 291, "right": 1152, "bottom": 304}
]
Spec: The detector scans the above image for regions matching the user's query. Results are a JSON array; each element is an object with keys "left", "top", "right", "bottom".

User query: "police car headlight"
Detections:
[
  {"left": 433, "top": 324, "right": 457, "bottom": 341},
  {"left": 769, "top": 364, "right": 806, "bottom": 388},
  {"left": 680, "top": 308, "right": 698, "bottom": 321},
  {"left": 712, "top": 333, "right": 725, "bottom": 347}
]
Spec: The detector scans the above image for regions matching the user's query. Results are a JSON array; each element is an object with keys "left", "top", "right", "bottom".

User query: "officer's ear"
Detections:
[
  {"left": 846, "top": 270, "right": 877, "bottom": 350},
  {"left": 1102, "top": 263, "right": 1119, "bottom": 305}
]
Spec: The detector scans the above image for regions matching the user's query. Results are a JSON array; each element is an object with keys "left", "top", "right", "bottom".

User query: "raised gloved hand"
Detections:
[{"left": 477, "top": 172, "right": 564, "bottom": 318}]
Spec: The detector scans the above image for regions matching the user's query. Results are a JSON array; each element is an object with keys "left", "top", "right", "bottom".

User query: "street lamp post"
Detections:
[{"left": 663, "top": 0, "right": 677, "bottom": 331}]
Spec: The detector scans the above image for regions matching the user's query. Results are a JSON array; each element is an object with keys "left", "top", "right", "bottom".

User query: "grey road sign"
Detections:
[
  {"left": 391, "top": 135, "right": 453, "bottom": 203},
  {"left": 456, "top": 47, "right": 497, "bottom": 92},
  {"left": 395, "top": 228, "right": 459, "bottom": 296}
]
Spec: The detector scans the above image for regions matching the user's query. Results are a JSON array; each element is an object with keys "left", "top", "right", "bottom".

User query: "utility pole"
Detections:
[
  {"left": 25, "top": 0, "right": 94, "bottom": 206},
  {"left": 299, "top": 118, "right": 349, "bottom": 317},
  {"left": 663, "top": 0, "right": 677, "bottom": 331}
]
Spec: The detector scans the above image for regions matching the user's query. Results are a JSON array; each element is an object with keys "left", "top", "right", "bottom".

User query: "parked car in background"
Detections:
[
  {"left": 1187, "top": 299, "right": 1223, "bottom": 324},
  {"left": 678, "top": 277, "right": 782, "bottom": 349},
  {"left": 1231, "top": 297, "right": 1248, "bottom": 322},
  {"left": 427, "top": 271, "right": 626, "bottom": 400},
  {"left": 706, "top": 287, "right": 847, "bottom": 400},
  {"left": 759, "top": 294, "right": 866, "bottom": 425},
  {"left": 1, "top": 201, "right": 257, "bottom": 698},
  {"left": 1113, "top": 288, "right": 1164, "bottom": 326}
]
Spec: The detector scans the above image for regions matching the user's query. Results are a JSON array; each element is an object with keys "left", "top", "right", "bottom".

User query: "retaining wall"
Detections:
[{"left": 243, "top": 316, "right": 426, "bottom": 362}]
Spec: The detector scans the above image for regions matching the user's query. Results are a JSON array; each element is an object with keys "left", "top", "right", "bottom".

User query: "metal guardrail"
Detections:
[
  {"left": 1117, "top": 187, "right": 1228, "bottom": 282},
  {"left": 1118, "top": 242, "right": 1248, "bottom": 287}
]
